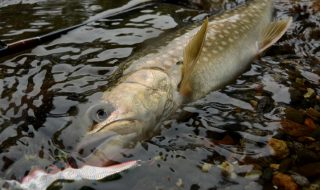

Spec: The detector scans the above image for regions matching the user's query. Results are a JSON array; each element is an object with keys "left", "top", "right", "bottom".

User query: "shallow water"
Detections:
[{"left": 0, "top": 0, "right": 319, "bottom": 189}]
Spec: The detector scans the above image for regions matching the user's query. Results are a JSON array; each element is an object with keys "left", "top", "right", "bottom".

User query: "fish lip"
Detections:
[
  {"left": 76, "top": 132, "right": 118, "bottom": 157},
  {"left": 76, "top": 119, "right": 142, "bottom": 159},
  {"left": 93, "top": 118, "right": 141, "bottom": 134}
]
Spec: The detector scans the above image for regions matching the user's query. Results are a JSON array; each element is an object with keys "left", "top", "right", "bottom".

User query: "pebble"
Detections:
[
  {"left": 297, "top": 162, "right": 320, "bottom": 177},
  {"left": 268, "top": 138, "right": 289, "bottom": 159},
  {"left": 307, "top": 184, "right": 320, "bottom": 190},
  {"left": 272, "top": 172, "right": 299, "bottom": 190},
  {"left": 281, "top": 119, "right": 311, "bottom": 137},
  {"left": 176, "top": 178, "right": 183, "bottom": 187},
  {"left": 270, "top": 164, "right": 280, "bottom": 170},
  {"left": 285, "top": 107, "right": 305, "bottom": 124},
  {"left": 201, "top": 163, "right": 213, "bottom": 173},
  {"left": 304, "top": 88, "right": 315, "bottom": 98},
  {"left": 291, "top": 172, "right": 310, "bottom": 186},
  {"left": 245, "top": 170, "right": 262, "bottom": 180}
]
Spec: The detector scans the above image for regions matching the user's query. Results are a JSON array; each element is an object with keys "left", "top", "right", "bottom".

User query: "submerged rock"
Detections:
[
  {"left": 272, "top": 172, "right": 299, "bottom": 190},
  {"left": 297, "top": 162, "right": 320, "bottom": 178},
  {"left": 268, "top": 138, "right": 289, "bottom": 159},
  {"left": 201, "top": 163, "right": 213, "bottom": 173},
  {"left": 281, "top": 119, "right": 312, "bottom": 137},
  {"left": 291, "top": 172, "right": 310, "bottom": 187},
  {"left": 285, "top": 107, "right": 305, "bottom": 124},
  {"left": 304, "top": 88, "right": 315, "bottom": 99}
]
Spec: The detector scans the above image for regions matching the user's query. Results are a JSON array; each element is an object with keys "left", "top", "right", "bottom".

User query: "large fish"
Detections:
[
  {"left": 0, "top": 0, "right": 292, "bottom": 189},
  {"left": 76, "top": 0, "right": 292, "bottom": 165}
]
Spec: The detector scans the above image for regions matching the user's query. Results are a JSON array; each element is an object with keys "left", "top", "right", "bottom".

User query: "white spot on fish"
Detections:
[
  {"left": 164, "top": 60, "right": 172, "bottom": 66},
  {"left": 203, "top": 57, "right": 209, "bottom": 62},
  {"left": 218, "top": 14, "right": 240, "bottom": 23},
  {"left": 168, "top": 50, "right": 175, "bottom": 55},
  {"left": 209, "top": 36, "right": 216, "bottom": 41},
  {"left": 146, "top": 60, "right": 155, "bottom": 65}
]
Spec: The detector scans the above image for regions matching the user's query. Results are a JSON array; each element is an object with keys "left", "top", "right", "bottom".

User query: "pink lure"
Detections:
[{"left": 2, "top": 160, "right": 140, "bottom": 190}]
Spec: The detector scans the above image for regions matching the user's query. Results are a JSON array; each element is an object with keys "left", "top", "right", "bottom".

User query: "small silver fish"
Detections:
[{"left": 76, "top": 0, "right": 292, "bottom": 165}]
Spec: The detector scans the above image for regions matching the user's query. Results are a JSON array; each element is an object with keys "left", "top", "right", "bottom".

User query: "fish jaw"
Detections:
[{"left": 76, "top": 130, "right": 140, "bottom": 166}]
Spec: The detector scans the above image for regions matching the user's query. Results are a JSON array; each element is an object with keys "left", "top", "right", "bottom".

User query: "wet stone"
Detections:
[
  {"left": 279, "top": 158, "right": 293, "bottom": 173},
  {"left": 306, "top": 108, "right": 320, "bottom": 121},
  {"left": 256, "top": 96, "right": 274, "bottom": 113},
  {"left": 296, "top": 148, "right": 320, "bottom": 164},
  {"left": 280, "top": 119, "right": 312, "bottom": 137},
  {"left": 285, "top": 107, "right": 306, "bottom": 124},
  {"left": 311, "top": 128, "right": 320, "bottom": 140},
  {"left": 261, "top": 167, "right": 273, "bottom": 181},
  {"left": 272, "top": 172, "right": 299, "bottom": 190},
  {"left": 268, "top": 138, "right": 289, "bottom": 159},
  {"left": 291, "top": 172, "right": 310, "bottom": 187},
  {"left": 289, "top": 88, "right": 304, "bottom": 105},
  {"left": 297, "top": 162, "right": 320, "bottom": 177}
]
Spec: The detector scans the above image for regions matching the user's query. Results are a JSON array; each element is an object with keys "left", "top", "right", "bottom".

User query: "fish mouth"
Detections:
[
  {"left": 76, "top": 131, "right": 139, "bottom": 166},
  {"left": 76, "top": 119, "right": 142, "bottom": 159},
  {"left": 95, "top": 119, "right": 139, "bottom": 134},
  {"left": 92, "top": 118, "right": 142, "bottom": 135}
]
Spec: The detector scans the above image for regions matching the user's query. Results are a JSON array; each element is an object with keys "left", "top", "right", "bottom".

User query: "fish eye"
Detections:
[
  {"left": 87, "top": 102, "right": 114, "bottom": 123},
  {"left": 96, "top": 109, "right": 108, "bottom": 121}
]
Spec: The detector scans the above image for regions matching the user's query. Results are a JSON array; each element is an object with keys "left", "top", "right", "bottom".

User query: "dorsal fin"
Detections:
[
  {"left": 259, "top": 17, "right": 292, "bottom": 53},
  {"left": 180, "top": 18, "right": 209, "bottom": 97}
]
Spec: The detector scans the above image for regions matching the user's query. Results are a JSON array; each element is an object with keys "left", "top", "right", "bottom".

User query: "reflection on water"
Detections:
[{"left": 0, "top": 0, "right": 319, "bottom": 189}]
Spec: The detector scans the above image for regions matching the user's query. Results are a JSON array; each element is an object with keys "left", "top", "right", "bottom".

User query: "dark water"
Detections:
[{"left": 0, "top": 0, "right": 319, "bottom": 189}]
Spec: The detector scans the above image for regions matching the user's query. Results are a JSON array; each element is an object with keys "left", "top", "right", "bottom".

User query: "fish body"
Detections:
[{"left": 77, "top": 0, "right": 291, "bottom": 165}]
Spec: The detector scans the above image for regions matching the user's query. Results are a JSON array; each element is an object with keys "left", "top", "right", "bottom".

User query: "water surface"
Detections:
[{"left": 0, "top": 0, "right": 319, "bottom": 189}]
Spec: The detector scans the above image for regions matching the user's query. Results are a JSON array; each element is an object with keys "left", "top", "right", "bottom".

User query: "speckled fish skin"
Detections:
[
  {"left": 187, "top": 0, "right": 273, "bottom": 100},
  {"left": 79, "top": 0, "right": 278, "bottom": 164}
]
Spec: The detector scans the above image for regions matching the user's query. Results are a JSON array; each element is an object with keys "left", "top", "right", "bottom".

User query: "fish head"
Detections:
[
  {"left": 75, "top": 69, "right": 175, "bottom": 165},
  {"left": 75, "top": 100, "right": 147, "bottom": 166}
]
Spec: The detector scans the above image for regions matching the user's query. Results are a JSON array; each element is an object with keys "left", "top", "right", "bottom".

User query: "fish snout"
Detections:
[{"left": 75, "top": 120, "right": 143, "bottom": 166}]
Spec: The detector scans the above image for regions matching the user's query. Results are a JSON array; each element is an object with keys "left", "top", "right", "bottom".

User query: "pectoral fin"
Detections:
[
  {"left": 259, "top": 17, "right": 292, "bottom": 53},
  {"left": 180, "top": 18, "right": 209, "bottom": 97}
]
